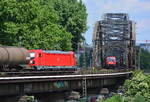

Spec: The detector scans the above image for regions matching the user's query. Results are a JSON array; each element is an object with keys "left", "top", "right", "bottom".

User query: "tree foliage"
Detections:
[
  {"left": 50, "top": 0, "right": 87, "bottom": 50},
  {"left": 0, "top": 0, "right": 87, "bottom": 50},
  {"left": 99, "top": 95, "right": 148, "bottom": 102},
  {"left": 124, "top": 71, "right": 150, "bottom": 100},
  {"left": 140, "top": 48, "right": 150, "bottom": 69},
  {"left": 78, "top": 47, "right": 92, "bottom": 68}
]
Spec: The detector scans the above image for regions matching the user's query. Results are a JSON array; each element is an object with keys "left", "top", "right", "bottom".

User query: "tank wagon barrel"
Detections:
[{"left": 0, "top": 46, "right": 30, "bottom": 65}]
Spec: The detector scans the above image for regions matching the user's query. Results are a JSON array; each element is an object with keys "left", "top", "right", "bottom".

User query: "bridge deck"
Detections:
[{"left": 0, "top": 72, "right": 132, "bottom": 83}]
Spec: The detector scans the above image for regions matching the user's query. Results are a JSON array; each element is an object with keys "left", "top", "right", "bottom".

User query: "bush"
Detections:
[
  {"left": 99, "top": 71, "right": 150, "bottom": 102},
  {"left": 124, "top": 70, "right": 150, "bottom": 100},
  {"left": 99, "top": 95, "right": 149, "bottom": 102}
]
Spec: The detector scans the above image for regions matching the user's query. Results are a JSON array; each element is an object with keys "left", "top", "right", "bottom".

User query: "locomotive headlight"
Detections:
[
  {"left": 30, "top": 52, "right": 35, "bottom": 59},
  {"left": 30, "top": 60, "right": 35, "bottom": 64}
]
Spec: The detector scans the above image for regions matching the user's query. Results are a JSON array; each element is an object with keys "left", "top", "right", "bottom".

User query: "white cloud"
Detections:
[
  {"left": 136, "top": 18, "right": 150, "bottom": 41},
  {"left": 82, "top": 0, "right": 150, "bottom": 12},
  {"left": 100, "top": 0, "right": 150, "bottom": 13},
  {"left": 138, "top": 19, "right": 150, "bottom": 30}
]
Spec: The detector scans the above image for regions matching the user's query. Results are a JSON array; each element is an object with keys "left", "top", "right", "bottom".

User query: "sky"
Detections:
[{"left": 81, "top": 0, "right": 150, "bottom": 44}]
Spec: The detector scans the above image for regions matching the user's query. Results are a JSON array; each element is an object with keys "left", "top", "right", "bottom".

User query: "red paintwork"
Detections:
[
  {"left": 28, "top": 49, "right": 76, "bottom": 68},
  {"left": 106, "top": 56, "right": 116, "bottom": 66}
]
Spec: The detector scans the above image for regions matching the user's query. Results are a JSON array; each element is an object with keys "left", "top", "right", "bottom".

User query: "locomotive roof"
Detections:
[{"left": 43, "top": 50, "right": 73, "bottom": 54}]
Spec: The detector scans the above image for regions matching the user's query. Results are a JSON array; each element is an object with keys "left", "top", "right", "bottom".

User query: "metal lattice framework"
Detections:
[{"left": 93, "top": 13, "right": 137, "bottom": 68}]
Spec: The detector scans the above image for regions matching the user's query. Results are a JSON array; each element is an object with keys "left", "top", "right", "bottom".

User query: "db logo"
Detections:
[{"left": 57, "top": 58, "right": 60, "bottom": 61}]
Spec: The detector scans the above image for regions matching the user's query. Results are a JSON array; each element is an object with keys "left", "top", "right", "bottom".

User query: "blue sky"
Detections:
[{"left": 81, "top": 0, "right": 150, "bottom": 44}]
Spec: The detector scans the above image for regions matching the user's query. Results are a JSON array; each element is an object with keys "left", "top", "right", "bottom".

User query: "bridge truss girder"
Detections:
[{"left": 93, "top": 13, "right": 137, "bottom": 69}]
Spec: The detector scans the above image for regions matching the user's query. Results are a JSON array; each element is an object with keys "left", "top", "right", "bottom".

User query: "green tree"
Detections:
[
  {"left": 124, "top": 71, "right": 150, "bottom": 100},
  {"left": 51, "top": 0, "right": 87, "bottom": 51},
  {"left": 140, "top": 48, "right": 150, "bottom": 69},
  {"left": 78, "top": 48, "right": 92, "bottom": 68},
  {"left": 0, "top": 0, "right": 72, "bottom": 50}
]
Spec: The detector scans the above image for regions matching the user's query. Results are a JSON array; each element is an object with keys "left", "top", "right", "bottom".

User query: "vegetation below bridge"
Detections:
[{"left": 99, "top": 70, "right": 150, "bottom": 102}]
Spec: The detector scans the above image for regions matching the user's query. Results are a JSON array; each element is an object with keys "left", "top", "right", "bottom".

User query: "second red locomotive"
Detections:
[
  {"left": 106, "top": 56, "right": 116, "bottom": 67},
  {"left": 28, "top": 49, "right": 77, "bottom": 71}
]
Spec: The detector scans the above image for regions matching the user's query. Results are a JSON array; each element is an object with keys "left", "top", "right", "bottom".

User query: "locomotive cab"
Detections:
[
  {"left": 29, "top": 50, "right": 42, "bottom": 65},
  {"left": 106, "top": 56, "right": 116, "bottom": 67}
]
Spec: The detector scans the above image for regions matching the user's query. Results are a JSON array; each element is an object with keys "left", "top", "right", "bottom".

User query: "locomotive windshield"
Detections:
[
  {"left": 107, "top": 57, "right": 116, "bottom": 62},
  {"left": 30, "top": 52, "right": 35, "bottom": 59}
]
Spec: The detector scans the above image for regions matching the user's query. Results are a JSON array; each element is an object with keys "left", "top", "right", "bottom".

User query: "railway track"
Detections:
[{"left": 0, "top": 71, "right": 76, "bottom": 77}]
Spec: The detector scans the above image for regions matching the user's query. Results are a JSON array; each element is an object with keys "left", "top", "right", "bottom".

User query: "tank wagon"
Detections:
[
  {"left": 28, "top": 49, "right": 77, "bottom": 71},
  {"left": 0, "top": 47, "right": 77, "bottom": 72},
  {"left": 0, "top": 46, "right": 30, "bottom": 71},
  {"left": 93, "top": 13, "right": 139, "bottom": 69}
]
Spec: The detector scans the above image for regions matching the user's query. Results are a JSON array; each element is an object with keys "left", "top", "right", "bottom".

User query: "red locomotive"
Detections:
[
  {"left": 28, "top": 49, "right": 77, "bottom": 71},
  {"left": 106, "top": 56, "right": 116, "bottom": 66}
]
